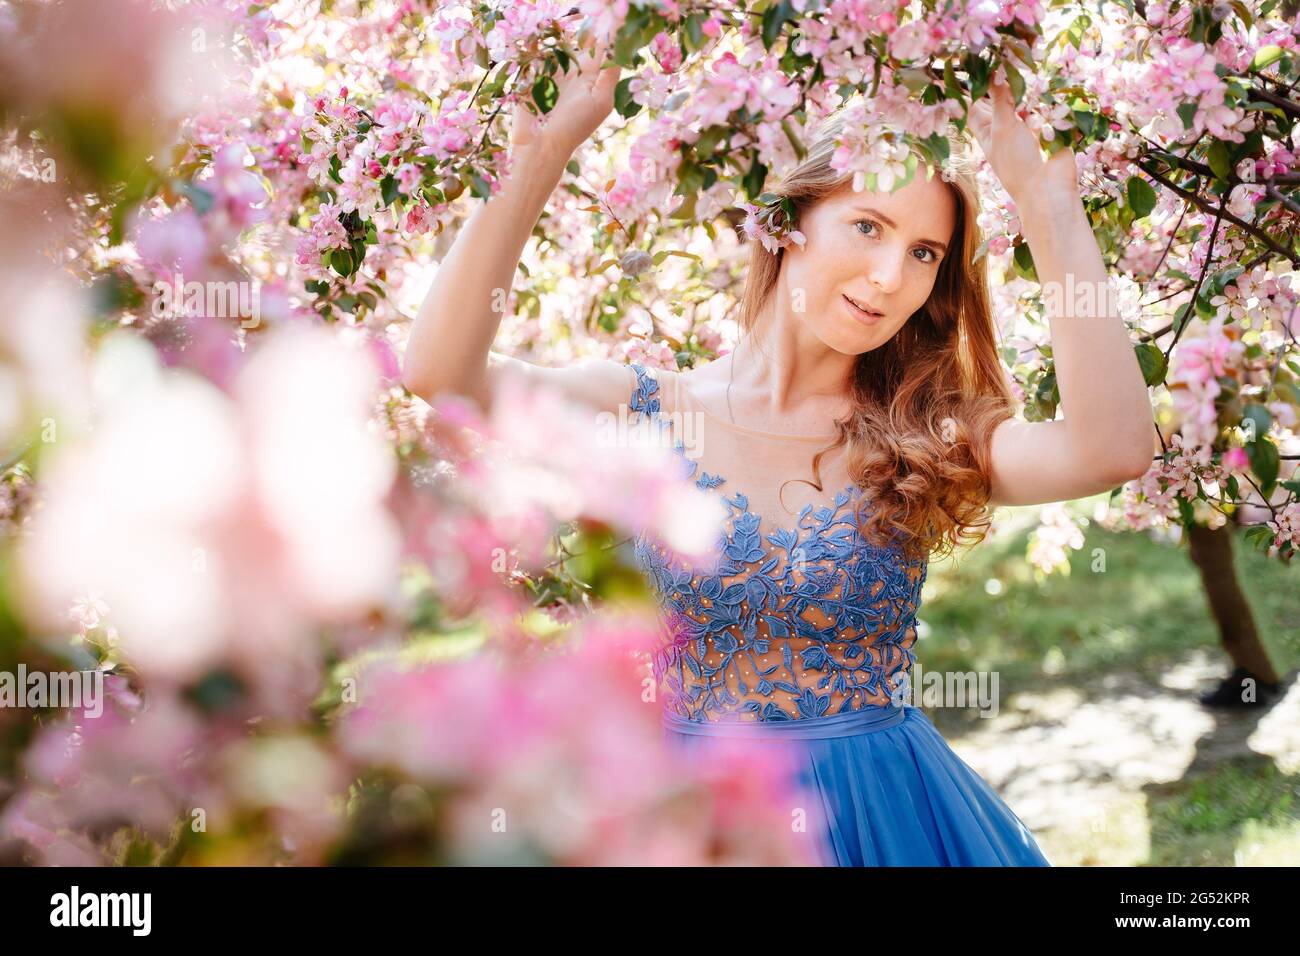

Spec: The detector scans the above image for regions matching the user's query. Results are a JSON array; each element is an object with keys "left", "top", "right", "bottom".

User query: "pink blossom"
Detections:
[
  {"left": 1221, "top": 446, "right": 1249, "bottom": 474},
  {"left": 133, "top": 207, "right": 209, "bottom": 279}
]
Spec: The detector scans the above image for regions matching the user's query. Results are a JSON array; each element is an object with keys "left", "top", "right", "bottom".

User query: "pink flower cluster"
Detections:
[
  {"left": 294, "top": 200, "right": 351, "bottom": 279},
  {"left": 1265, "top": 501, "right": 1300, "bottom": 559},
  {"left": 1168, "top": 315, "right": 1245, "bottom": 448},
  {"left": 737, "top": 200, "right": 807, "bottom": 254},
  {"left": 1113, "top": 434, "right": 1225, "bottom": 531},
  {"left": 418, "top": 90, "right": 481, "bottom": 162},
  {"left": 484, "top": 0, "right": 566, "bottom": 61},
  {"left": 1135, "top": 37, "right": 1255, "bottom": 143}
]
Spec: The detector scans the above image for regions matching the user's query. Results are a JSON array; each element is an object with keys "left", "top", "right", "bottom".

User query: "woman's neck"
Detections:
[{"left": 726, "top": 298, "right": 857, "bottom": 422}]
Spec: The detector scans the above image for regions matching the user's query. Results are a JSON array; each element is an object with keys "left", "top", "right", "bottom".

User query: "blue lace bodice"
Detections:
[{"left": 627, "top": 363, "right": 929, "bottom": 724}]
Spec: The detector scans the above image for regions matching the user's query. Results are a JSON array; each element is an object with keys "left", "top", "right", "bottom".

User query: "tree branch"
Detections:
[{"left": 1137, "top": 162, "right": 1299, "bottom": 267}]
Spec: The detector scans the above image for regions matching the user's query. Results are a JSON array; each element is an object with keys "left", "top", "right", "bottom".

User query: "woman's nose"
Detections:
[{"left": 867, "top": 250, "right": 905, "bottom": 295}]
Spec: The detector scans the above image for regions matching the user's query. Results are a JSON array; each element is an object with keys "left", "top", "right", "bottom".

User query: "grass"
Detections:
[{"left": 920, "top": 499, "right": 1300, "bottom": 695}]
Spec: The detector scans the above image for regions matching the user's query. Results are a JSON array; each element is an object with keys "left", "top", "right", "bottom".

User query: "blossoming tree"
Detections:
[{"left": 1, "top": 0, "right": 1297, "bottom": 863}]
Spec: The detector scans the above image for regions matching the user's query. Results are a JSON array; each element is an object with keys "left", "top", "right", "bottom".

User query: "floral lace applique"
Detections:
[{"left": 626, "top": 363, "right": 929, "bottom": 723}]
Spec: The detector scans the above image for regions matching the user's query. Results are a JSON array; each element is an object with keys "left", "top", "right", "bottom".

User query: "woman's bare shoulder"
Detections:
[{"left": 485, "top": 351, "right": 640, "bottom": 417}]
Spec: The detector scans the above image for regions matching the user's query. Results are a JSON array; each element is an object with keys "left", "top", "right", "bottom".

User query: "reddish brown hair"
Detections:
[{"left": 738, "top": 114, "right": 1017, "bottom": 562}]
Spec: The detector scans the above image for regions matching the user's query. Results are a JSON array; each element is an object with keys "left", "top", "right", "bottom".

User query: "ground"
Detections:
[{"left": 925, "top": 499, "right": 1300, "bottom": 866}]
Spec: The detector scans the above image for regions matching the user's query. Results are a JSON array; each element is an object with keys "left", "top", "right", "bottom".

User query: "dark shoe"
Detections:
[{"left": 1199, "top": 666, "right": 1282, "bottom": 709}]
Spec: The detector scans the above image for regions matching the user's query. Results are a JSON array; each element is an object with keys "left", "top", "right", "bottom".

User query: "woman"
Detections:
[{"left": 403, "top": 44, "right": 1156, "bottom": 866}]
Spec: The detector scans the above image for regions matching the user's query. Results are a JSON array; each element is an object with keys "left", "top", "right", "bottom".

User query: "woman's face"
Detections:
[{"left": 778, "top": 170, "right": 958, "bottom": 355}]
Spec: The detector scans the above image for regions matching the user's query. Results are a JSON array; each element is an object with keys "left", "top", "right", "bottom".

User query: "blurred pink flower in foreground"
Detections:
[
  {"left": 338, "top": 610, "right": 822, "bottom": 865},
  {"left": 480, "top": 368, "right": 728, "bottom": 565},
  {"left": 15, "top": 324, "right": 402, "bottom": 692}
]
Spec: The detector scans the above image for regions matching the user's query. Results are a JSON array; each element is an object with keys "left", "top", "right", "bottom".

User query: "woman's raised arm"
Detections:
[
  {"left": 402, "top": 41, "right": 632, "bottom": 416},
  {"left": 969, "top": 71, "right": 1156, "bottom": 507}
]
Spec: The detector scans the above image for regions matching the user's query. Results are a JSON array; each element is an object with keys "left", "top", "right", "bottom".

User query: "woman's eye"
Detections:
[{"left": 856, "top": 220, "right": 939, "bottom": 265}]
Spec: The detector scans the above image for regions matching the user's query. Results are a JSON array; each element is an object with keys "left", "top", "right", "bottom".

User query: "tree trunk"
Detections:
[{"left": 1185, "top": 521, "right": 1279, "bottom": 683}]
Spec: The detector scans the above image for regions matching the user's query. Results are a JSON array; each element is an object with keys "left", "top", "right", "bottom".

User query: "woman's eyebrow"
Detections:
[{"left": 851, "top": 205, "right": 948, "bottom": 254}]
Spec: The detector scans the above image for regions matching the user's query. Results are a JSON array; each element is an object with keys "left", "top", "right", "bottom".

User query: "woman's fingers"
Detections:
[
  {"left": 991, "top": 71, "right": 1017, "bottom": 122},
  {"left": 968, "top": 100, "right": 992, "bottom": 149},
  {"left": 554, "top": 36, "right": 609, "bottom": 103}
]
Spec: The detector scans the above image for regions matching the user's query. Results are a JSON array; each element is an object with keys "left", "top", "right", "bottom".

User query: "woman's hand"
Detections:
[
  {"left": 967, "top": 67, "right": 1079, "bottom": 207},
  {"left": 510, "top": 39, "right": 621, "bottom": 161}
]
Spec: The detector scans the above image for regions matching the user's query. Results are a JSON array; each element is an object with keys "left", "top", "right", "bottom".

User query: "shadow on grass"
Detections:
[{"left": 918, "top": 514, "right": 1300, "bottom": 865}]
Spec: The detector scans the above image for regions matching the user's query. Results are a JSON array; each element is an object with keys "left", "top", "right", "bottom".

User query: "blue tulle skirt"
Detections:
[{"left": 661, "top": 703, "right": 1053, "bottom": 867}]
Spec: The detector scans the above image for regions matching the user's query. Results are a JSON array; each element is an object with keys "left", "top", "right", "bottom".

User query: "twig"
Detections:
[
  {"left": 1137, "top": 162, "right": 1299, "bottom": 267},
  {"left": 1162, "top": 201, "right": 1225, "bottom": 362},
  {"left": 1266, "top": 181, "right": 1300, "bottom": 217}
]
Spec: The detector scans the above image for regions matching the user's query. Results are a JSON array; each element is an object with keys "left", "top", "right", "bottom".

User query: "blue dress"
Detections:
[{"left": 626, "top": 363, "right": 1052, "bottom": 867}]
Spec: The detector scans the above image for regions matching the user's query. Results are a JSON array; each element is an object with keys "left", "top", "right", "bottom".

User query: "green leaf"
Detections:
[
  {"left": 1211, "top": 264, "right": 1245, "bottom": 294},
  {"left": 1013, "top": 241, "right": 1038, "bottom": 282},
  {"left": 1176, "top": 102, "right": 1198, "bottom": 130},
  {"left": 761, "top": 0, "right": 792, "bottom": 51},
  {"left": 652, "top": 249, "right": 701, "bottom": 265},
  {"left": 1275, "top": 380, "right": 1300, "bottom": 405},
  {"left": 669, "top": 191, "right": 698, "bottom": 221},
  {"left": 614, "top": 77, "right": 643, "bottom": 118},
  {"left": 1253, "top": 45, "right": 1284, "bottom": 70},
  {"left": 1247, "top": 436, "right": 1280, "bottom": 493},
  {"left": 695, "top": 125, "right": 727, "bottom": 161},
  {"left": 1126, "top": 176, "right": 1157, "bottom": 218},
  {"left": 1134, "top": 342, "right": 1168, "bottom": 386},
  {"left": 612, "top": 7, "right": 650, "bottom": 67},
  {"left": 1244, "top": 524, "right": 1275, "bottom": 550},
  {"left": 1004, "top": 62, "right": 1026, "bottom": 103},
  {"left": 468, "top": 171, "right": 492, "bottom": 199},
  {"left": 781, "top": 118, "right": 806, "bottom": 161},
  {"left": 532, "top": 74, "right": 559, "bottom": 114},
  {"left": 897, "top": 67, "right": 930, "bottom": 93},
  {"left": 380, "top": 174, "right": 400, "bottom": 206},
  {"left": 1206, "top": 139, "right": 1231, "bottom": 181},
  {"left": 684, "top": 13, "right": 705, "bottom": 50},
  {"left": 329, "top": 247, "right": 353, "bottom": 276},
  {"left": 943, "top": 60, "right": 961, "bottom": 100},
  {"left": 742, "top": 156, "right": 767, "bottom": 200}
]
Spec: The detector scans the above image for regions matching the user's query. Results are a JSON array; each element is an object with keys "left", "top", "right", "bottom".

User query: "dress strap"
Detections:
[{"left": 628, "top": 362, "right": 662, "bottom": 419}]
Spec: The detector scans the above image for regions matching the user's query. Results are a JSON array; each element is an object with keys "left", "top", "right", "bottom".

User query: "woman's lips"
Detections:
[{"left": 842, "top": 293, "right": 884, "bottom": 325}]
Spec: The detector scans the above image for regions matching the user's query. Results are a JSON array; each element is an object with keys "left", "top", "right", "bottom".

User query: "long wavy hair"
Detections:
[{"left": 738, "top": 113, "right": 1017, "bottom": 563}]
